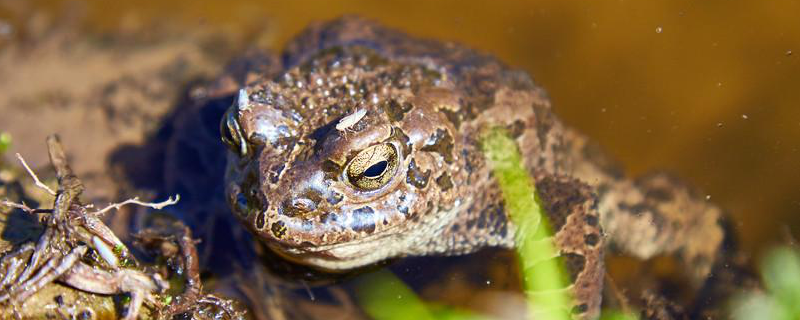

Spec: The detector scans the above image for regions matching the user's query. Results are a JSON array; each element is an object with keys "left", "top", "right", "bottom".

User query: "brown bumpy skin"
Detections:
[{"left": 163, "top": 16, "right": 725, "bottom": 320}]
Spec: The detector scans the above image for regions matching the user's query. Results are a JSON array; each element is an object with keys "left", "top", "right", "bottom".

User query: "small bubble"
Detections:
[
  {"left": 600, "top": 108, "right": 607, "bottom": 113},
  {"left": 486, "top": 280, "right": 492, "bottom": 285},
  {"left": 716, "top": 122, "right": 723, "bottom": 128},
  {"left": 655, "top": 26, "right": 663, "bottom": 34},
  {"left": 787, "top": 50, "right": 793, "bottom": 56},
  {"left": 705, "top": 195, "right": 711, "bottom": 200},
  {"left": 716, "top": 82, "right": 723, "bottom": 87},
  {"left": 397, "top": 295, "right": 403, "bottom": 299},
  {"left": 742, "top": 114, "right": 749, "bottom": 120}
]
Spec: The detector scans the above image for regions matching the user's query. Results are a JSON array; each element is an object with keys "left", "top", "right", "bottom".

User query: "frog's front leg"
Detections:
[{"left": 430, "top": 172, "right": 605, "bottom": 320}]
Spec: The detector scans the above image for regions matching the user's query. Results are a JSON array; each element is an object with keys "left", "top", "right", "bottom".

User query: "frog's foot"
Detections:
[
  {"left": 599, "top": 172, "right": 724, "bottom": 283},
  {"left": 563, "top": 129, "right": 724, "bottom": 285}
]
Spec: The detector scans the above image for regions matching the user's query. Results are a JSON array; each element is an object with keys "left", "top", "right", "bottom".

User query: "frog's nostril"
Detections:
[
  {"left": 281, "top": 197, "right": 318, "bottom": 217},
  {"left": 291, "top": 198, "right": 317, "bottom": 212}
]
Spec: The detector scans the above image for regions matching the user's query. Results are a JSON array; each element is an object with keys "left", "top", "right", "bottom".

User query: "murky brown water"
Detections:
[
  {"left": 10, "top": 0, "right": 796, "bottom": 261},
  {"left": 1, "top": 0, "right": 799, "bottom": 317}
]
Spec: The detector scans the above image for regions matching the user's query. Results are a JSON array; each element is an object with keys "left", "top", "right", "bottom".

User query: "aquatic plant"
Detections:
[{"left": 731, "top": 246, "right": 800, "bottom": 320}]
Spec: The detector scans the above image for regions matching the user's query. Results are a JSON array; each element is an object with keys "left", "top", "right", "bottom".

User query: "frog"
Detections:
[{"left": 157, "top": 16, "right": 725, "bottom": 319}]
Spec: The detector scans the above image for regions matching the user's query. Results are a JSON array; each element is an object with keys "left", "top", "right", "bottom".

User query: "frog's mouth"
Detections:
[{"left": 258, "top": 198, "right": 468, "bottom": 271}]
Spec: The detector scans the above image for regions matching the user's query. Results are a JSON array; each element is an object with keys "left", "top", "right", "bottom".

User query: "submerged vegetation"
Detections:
[
  {"left": 0, "top": 133, "right": 10, "bottom": 155},
  {"left": 480, "top": 128, "right": 571, "bottom": 320},
  {"left": 731, "top": 246, "right": 800, "bottom": 320}
]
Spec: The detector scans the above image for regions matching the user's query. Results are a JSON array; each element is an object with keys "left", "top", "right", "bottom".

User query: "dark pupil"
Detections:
[{"left": 364, "top": 161, "right": 388, "bottom": 178}]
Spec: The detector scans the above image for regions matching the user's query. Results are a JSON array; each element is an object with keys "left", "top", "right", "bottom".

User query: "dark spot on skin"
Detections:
[
  {"left": 440, "top": 109, "right": 462, "bottom": 129},
  {"left": 398, "top": 205, "right": 409, "bottom": 217},
  {"left": 584, "top": 215, "right": 599, "bottom": 227},
  {"left": 562, "top": 253, "right": 586, "bottom": 282},
  {"left": 497, "top": 223, "right": 508, "bottom": 239},
  {"left": 387, "top": 126, "right": 412, "bottom": 157},
  {"left": 255, "top": 212, "right": 266, "bottom": 230},
  {"left": 327, "top": 192, "right": 343, "bottom": 205},
  {"left": 271, "top": 221, "right": 287, "bottom": 238},
  {"left": 618, "top": 202, "right": 650, "bottom": 215},
  {"left": 584, "top": 233, "right": 600, "bottom": 246},
  {"left": 536, "top": 176, "right": 586, "bottom": 233},
  {"left": 420, "top": 129, "right": 455, "bottom": 163},
  {"left": 320, "top": 212, "right": 340, "bottom": 226},
  {"left": 450, "top": 224, "right": 461, "bottom": 233},
  {"left": 590, "top": 198, "right": 599, "bottom": 211},
  {"left": 571, "top": 304, "right": 589, "bottom": 315},
  {"left": 465, "top": 204, "right": 477, "bottom": 229},
  {"left": 532, "top": 104, "right": 553, "bottom": 151},
  {"left": 351, "top": 207, "right": 376, "bottom": 233},
  {"left": 384, "top": 99, "right": 413, "bottom": 122},
  {"left": 270, "top": 164, "right": 285, "bottom": 184},
  {"left": 460, "top": 100, "right": 477, "bottom": 121},
  {"left": 406, "top": 158, "right": 431, "bottom": 189},
  {"left": 461, "top": 91, "right": 494, "bottom": 121},
  {"left": 435, "top": 173, "right": 453, "bottom": 191},
  {"left": 54, "top": 295, "right": 64, "bottom": 306},
  {"left": 461, "top": 149, "right": 473, "bottom": 173},
  {"left": 507, "top": 119, "right": 526, "bottom": 138},
  {"left": 78, "top": 310, "right": 94, "bottom": 320},
  {"left": 645, "top": 186, "right": 674, "bottom": 202},
  {"left": 475, "top": 203, "right": 508, "bottom": 236}
]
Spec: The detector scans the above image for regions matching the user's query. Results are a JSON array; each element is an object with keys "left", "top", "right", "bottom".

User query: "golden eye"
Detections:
[
  {"left": 220, "top": 107, "right": 248, "bottom": 156},
  {"left": 346, "top": 144, "right": 399, "bottom": 191}
]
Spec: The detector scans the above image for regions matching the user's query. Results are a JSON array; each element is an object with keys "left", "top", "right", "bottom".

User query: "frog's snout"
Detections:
[
  {"left": 280, "top": 188, "right": 325, "bottom": 217},
  {"left": 287, "top": 197, "right": 317, "bottom": 213}
]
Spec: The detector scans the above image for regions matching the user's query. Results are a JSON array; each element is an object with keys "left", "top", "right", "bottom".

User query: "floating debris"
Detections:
[{"left": 0, "top": 135, "right": 245, "bottom": 320}]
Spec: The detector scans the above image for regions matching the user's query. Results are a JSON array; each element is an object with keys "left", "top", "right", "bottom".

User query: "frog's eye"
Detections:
[
  {"left": 346, "top": 144, "right": 399, "bottom": 191},
  {"left": 220, "top": 107, "right": 249, "bottom": 156}
]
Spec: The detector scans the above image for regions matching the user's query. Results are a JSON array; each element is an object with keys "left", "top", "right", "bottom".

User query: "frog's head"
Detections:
[{"left": 220, "top": 47, "right": 471, "bottom": 270}]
